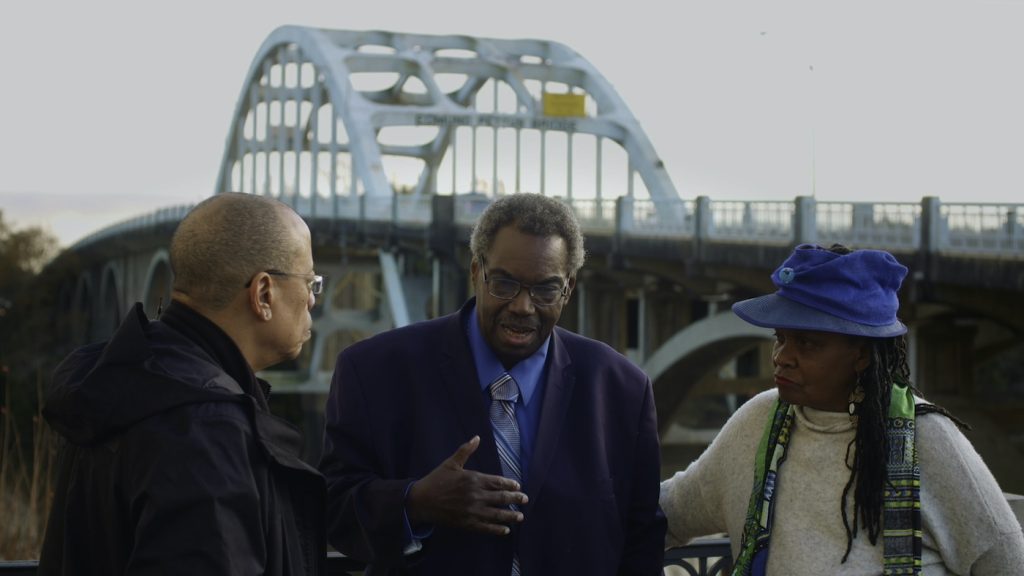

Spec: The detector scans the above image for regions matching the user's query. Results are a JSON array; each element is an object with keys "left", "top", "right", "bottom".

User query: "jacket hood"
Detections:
[{"left": 44, "top": 303, "right": 247, "bottom": 445}]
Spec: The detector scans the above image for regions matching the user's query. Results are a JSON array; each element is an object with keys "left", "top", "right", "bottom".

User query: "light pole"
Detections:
[{"left": 809, "top": 64, "right": 817, "bottom": 199}]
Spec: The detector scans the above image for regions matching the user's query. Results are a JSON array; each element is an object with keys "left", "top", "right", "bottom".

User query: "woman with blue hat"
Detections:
[{"left": 659, "top": 244, "right": 1024, "bottom": 574}]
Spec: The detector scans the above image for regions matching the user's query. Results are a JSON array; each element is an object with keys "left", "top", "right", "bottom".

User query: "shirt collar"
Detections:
[{"left": 467, "top": 303, "right": 549, "bottom": 406}]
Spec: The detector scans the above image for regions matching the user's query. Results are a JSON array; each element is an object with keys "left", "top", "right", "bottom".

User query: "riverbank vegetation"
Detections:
[{"left": 0, "top": 210, "right": 60, "bottom": 560}]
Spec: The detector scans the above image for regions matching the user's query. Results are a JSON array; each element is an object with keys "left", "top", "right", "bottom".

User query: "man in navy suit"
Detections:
[{"left": 320, "top": 193, "right": 666, "bottom": 575}]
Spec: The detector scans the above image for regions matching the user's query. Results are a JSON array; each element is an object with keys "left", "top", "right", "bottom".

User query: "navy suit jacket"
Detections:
[{"left": 320, "top": 300, "right": 666, "bottom": 575}]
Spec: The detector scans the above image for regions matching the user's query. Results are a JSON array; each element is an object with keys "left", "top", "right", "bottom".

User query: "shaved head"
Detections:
[{"left": 170, "top": 193, "right": 303, "bottom": 310}]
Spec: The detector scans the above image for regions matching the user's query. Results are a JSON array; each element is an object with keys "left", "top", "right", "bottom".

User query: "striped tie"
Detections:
[{"left": 489, "top": 373, "right": 522, "bottom": 576}]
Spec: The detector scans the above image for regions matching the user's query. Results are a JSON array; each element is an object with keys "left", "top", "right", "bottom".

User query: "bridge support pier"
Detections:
[
  {"left": 431, "top": 257, "right": 466, "bottom": 318},
  {"left": 915, "top": 318, "right": 977, "bottom": 397},
  {"left": 428, "top": 195, "right": 467, "bottom": 317}
]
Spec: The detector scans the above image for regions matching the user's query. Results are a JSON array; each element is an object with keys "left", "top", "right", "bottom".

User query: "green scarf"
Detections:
[{"left": 733, "top": 385, "right": 921, "bottom": 575}]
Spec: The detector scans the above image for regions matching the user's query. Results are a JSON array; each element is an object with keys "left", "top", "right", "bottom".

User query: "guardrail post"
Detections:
[
  {"left": 694, "top": 196, "right": 711, "bottom": 239},
  {"left": 921, "top": 196, "right": 942, "bottom": 255},
  {"left": 389, "top": 190, "right": 400, "bottom": 248},
  {"left": 913, "top": 196, "right": 944, "bottom": 301},
  {"left": 429, "top": 195, "right": 460, "bottom": 316},
  {"left": 614, "top": 196, "right": 634, "bottom": 252},
  {"left": 429, "top": 195, "right": 455, "bottom": 255},
  {"left": 793, "top": 196, "right": 817, "bottom": 245},
  {"left": 616, "top": 196, "right": 634, "bottom": 235},
  {"left": 609, "top": 196, "right": 634, "bottom": 269},
  {"left": 1007, "top": 206, "right": 1020, "bottom": 250},
  {"left": 358, "top": 192, "right": 367, "bottom": 241},
  {"left": 694, "top": 196, "right": 711, "bottom": 261}
]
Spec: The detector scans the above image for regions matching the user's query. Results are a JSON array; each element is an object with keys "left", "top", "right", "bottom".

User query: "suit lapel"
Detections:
[
  {"left": 525, "top": 328, "right": 575, "bottom": 502},
  {"left": 437, "top": 302, "right": 503, "bottom": 475}
]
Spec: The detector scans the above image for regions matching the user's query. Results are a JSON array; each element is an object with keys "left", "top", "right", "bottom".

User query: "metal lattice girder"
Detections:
[{"left": 217, "top": 26, "right": 679, "bottom": 207}]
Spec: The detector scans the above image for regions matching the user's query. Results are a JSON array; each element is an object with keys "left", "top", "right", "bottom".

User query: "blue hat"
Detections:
[{"left": 732, "top": 244, "right": 908, "bottom": 338}]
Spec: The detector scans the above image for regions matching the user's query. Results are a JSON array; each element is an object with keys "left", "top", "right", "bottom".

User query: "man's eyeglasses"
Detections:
[
  {"left": 247, "top": 270, "right": 324, "bottom": 295},
  {"left": 480, "top": 259, "right": 568, "bottom": 307}
]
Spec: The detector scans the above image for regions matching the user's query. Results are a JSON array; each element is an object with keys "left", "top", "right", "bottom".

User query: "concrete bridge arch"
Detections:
[
  {"left": 644, "top": 311, "right": 771, "bottom": 434},
  {"left": 69, "top": 273, "right": 95, "bottom": 345},
  {"left": 97, "top": 262, "right": 123, "bottom": 342},
  {"left": 142, "top": 250, "right": 172, "bottom": 314}
]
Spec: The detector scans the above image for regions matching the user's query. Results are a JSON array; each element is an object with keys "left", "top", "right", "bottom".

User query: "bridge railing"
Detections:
[
  {"left": 940, "top": 202, "right": 1024, "bottom": 255},
  {"left": 816, "top": 201, "right": 921, "bottom": 251},
  {"left": 705, "top": 199, "right": 793, "bottom": 244},
  {"left": 622, "top": 198, "right": 698, "bottom": 238},
  {"left": 564, "top": 197, "right": 620, "bottom": 234},
  {"left": 614, "top": 195, "right": 1023, "bottom": 257},
  {"left": 70, "top": 204, "right": 195, "bottom": 250},
  {"left": 71, "top": 193, "right": 1024, "bottom": 260},
  {"left": 0, "top": 540, "right": 734, "bottom": 576}
]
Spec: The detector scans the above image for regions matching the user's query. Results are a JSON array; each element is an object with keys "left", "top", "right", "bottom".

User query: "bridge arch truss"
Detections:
[{"left": 216, "top": 26, "right": 679, "bottom": 216}]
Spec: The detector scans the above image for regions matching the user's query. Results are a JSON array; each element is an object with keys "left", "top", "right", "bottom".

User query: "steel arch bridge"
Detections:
[
  {"left": 202, "top": 25, "right": 1024, "bottom": 405},
  {"left": 44, "top": 26, "right": 1024, "bottom": 491},
  {"left": 215, "top": 26, "right": 679, "bottom": 211}
]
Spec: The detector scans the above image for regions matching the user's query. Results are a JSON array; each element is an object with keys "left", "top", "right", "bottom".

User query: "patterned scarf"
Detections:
[{"left": 732, "top": 384, "right": 921, "bottom": 575}]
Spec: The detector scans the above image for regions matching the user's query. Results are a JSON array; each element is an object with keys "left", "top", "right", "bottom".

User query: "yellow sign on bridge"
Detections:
[{"left": 542, "top": 92, "right": 586, "bottom": 117}]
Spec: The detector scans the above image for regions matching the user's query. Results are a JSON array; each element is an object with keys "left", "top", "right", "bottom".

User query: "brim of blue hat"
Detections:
[{"left": 732, "top": 293, "right": 908, "bottom": 338}]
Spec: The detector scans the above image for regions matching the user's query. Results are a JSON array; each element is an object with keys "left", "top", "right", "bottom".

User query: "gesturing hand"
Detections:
[{"left": 406, "top": 436, "right": 528, "bottom": 536}]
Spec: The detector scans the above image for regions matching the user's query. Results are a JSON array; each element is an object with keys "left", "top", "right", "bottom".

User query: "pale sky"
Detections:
[{"left": 2, "top": 0, "right": 1023, "bottom": 246}]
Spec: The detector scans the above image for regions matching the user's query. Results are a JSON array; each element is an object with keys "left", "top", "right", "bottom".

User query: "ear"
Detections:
[
  {"left": 248, "top": 272, "right": 275, "bottom": 322},
  {"left": 470, "top": 257, "right": 480, "bottom": 293},
  {"left": 565, "top": 274, "right": 577, "bottom": 300}
]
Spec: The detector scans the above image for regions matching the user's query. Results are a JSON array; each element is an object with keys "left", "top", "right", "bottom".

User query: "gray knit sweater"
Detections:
[{"left": 659, "top": 388, "right": 1024, "bottom": 574}]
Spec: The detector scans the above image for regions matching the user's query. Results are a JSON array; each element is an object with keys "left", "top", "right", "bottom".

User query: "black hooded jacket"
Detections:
[{"left": 39, "top": 302, "right": 325, "bottom": 576}]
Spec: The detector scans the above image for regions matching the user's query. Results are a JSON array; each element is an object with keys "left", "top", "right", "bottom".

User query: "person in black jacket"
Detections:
[{"left": 39, "top": 192, "right": 326, "bottom": 575}]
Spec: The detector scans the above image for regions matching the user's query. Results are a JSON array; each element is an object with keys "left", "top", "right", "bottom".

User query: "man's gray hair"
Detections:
[
  {"left": 170, "top": 193, "right": 299, "bottom": 310},
  {"left": 469, "top": 193, "right": 585, "bottom": 274}
]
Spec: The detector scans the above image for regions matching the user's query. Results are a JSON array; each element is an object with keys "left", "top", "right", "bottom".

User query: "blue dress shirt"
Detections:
[
  {"left": 467, "top": 303, "right": 550, "bottom": 488},
  {"left": 402, "top": 304, "right": 551, "bottom": 551}
]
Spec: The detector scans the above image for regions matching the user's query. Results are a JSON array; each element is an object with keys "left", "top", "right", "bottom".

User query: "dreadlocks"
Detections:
[
  {"left": 827, "top": 244, "right": 968, "bottom": 562},
  {"left": 839, "top": 335, "right": 902, "bottom": 560}
]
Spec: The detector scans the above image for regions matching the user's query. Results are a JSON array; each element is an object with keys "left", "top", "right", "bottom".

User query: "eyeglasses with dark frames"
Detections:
[
  {"left": 479, "top": 258, "right": 568, "bottom": 307},
  {"left": 246, "top": 270, "right": 324, "bottom": 295}
]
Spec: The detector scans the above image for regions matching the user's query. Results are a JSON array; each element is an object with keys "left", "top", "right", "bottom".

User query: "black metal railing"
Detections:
[
  {"left": 664, "top": 538, "right": 733, "bottom": 575},
  {"left": 0, "top": 540, "right": 733, "bottom": 576}
]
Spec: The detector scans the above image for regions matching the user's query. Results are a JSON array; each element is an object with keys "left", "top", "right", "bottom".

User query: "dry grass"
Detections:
[{"left": 0, "top": 373, "right": 58, "bottom": 560}]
